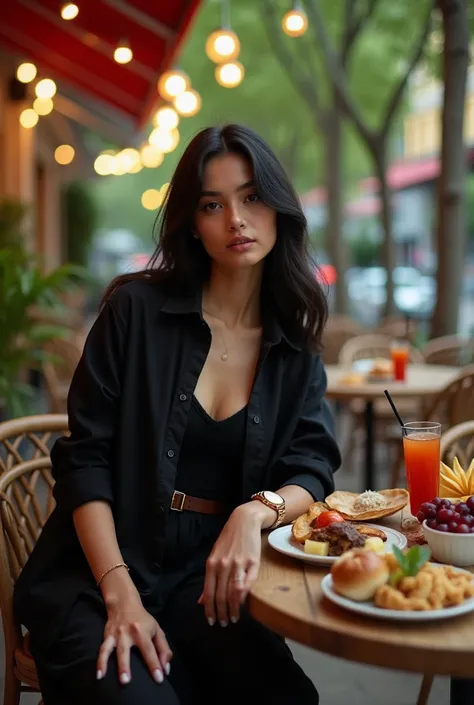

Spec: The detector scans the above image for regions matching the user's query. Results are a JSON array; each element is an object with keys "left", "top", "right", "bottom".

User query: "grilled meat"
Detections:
[{"left": 311, "top": 521, "right": 366, "bottom": 556}]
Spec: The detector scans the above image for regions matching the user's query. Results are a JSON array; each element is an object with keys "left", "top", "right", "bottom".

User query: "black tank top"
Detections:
[{"left": 173, "top": 395, "right": 247, "bottom": 502}]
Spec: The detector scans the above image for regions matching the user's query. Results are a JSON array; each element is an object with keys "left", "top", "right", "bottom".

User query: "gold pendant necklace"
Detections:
[{"left": 203, "top": 310, "right": 229, "bottom": 362}]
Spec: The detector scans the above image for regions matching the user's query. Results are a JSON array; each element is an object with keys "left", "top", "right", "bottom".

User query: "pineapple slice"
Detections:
[
  {"left": 304, "top": 540, "right": 329, "bottom": 556},
  {"left": 440, "top": 457, "right": 474, "bottom": 499},
  {"left": 363, "top": 537, "right": 385, "bottom": 553}
]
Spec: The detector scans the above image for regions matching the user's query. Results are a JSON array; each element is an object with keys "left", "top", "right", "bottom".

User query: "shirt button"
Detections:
[
  {"left": 253, "top": 415, "right": 260, "bottom": 424},
  {"left": 179, "top": 393, "right": 187, "bottom": 401},
  {"left": 167, "top": 449, "right": 175, "bottom": 458}
]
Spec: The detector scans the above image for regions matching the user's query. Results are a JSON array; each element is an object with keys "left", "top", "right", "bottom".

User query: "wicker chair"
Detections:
[
  {"left": 0, "top": 414, "right": 68, "bottom": 475},
  {"left": 0, "top": 456, "right": 55, "bottom": 705},
  {"left": 321, "top": 316, "right": 364, "bottom": 366},
  {"left": 422, "top": 335, "right": 474, "bottom": 367},
  {"left": 338, "top": 335, "right": 424, "bottom": 474},
  {"left": 43, "top": 338, "right": 82, "bottom": 413}
]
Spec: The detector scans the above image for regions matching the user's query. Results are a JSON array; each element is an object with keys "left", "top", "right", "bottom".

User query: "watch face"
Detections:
[{"left": 263, "top": 490, "right": 284, "bottom": 505}]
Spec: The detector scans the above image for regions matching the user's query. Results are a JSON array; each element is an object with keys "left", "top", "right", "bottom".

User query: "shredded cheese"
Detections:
[{"left": 353, "top": 490, "right": 387, "bottom": 511}]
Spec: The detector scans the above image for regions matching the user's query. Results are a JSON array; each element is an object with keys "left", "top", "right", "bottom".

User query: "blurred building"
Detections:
[{"left": 0, "top": 1, "right": 201, "bottom": 267}]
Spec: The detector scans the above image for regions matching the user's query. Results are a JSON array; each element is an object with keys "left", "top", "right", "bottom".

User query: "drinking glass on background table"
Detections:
[
  {"left": 391, "top": 340, "right": 409, "bottom": 382},
  {"left": 402, "top": 422, "right": 441, "bottom": 516}
]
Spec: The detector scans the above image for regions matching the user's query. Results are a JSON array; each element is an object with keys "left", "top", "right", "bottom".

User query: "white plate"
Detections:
[
  {"left": 321, "top": 567, "right": 474, "bottom": 621},
  {"left": 268, "top": 524, "right": 407, "bottom": 566}
]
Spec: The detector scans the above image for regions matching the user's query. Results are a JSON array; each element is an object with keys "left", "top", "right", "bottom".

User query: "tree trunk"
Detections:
[
  {"left": 372, "top": 142, "right": 396, "bottom": 316},
  {"left": 324, "top": 102, "right": 348, "bottom": 314},
  {"left": 432, "top": 0, "right": 469, "bottom": 337}
]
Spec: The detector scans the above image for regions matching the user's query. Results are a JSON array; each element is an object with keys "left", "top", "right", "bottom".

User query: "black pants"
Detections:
[{"left": 31, "top": 571, "right": 318, "bottom": 705}]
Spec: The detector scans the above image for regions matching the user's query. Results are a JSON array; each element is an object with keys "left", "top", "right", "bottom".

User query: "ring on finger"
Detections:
[{"left": 232, "top": 571, "right": 246, "bottom": 584}]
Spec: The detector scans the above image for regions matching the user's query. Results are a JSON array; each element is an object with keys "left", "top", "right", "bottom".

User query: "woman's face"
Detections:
[{"left": 195, "top": 152, "right": 277, "bottom": 271}]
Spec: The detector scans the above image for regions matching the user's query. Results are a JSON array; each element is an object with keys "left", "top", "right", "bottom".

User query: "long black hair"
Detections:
[{"left": 103, "top": 124, "right": 328, "bottom": 351}]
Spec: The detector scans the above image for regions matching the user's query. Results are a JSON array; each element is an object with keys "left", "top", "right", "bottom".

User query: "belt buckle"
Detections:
[{"left": 171, "top": 490, "right": 186, "bottom": 512}]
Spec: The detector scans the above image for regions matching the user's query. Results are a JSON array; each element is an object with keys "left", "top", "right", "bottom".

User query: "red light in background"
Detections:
[{"left": 316, "top": 264, "right": 337, "bottom": 286}]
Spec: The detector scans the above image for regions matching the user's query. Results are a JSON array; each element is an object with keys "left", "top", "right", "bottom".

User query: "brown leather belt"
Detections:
[{"left": 170, "top": 490, "right": 227, "bottom": 514}]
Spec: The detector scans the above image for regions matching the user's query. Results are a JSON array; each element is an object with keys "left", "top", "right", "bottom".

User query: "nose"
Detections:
[{"left": 227, "top": 203, "right": 246, "bottom": 231}]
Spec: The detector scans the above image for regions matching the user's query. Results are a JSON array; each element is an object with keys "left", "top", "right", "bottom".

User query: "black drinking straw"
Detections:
[{"left": 384, "top": 389, "right": 405, "bottom": 428}]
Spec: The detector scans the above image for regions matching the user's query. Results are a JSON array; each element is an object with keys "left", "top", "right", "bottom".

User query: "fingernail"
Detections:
[
  {"left": 207, "top": 617, "right": 215, "bottom": 626},
  {"left": 96, "top": 670, "right": 103, "bottom": 680},
  {"left": 153, "top": 669, "right": 164, "bottom": 684},
  {"left": 120, "top": 673, "right": 130, "bottom": 685},
  {"left": 231, "top": 616, "right": 238, "bottom": 624},
  {"left": 165, "top": 662, "right": 171, "bottom": 676},
  {"left": 220, "top": 620, "right": 228, "bottom": 628}
]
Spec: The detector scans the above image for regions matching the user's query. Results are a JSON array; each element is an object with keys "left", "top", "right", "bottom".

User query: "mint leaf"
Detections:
[{"left": 392, "top": 546, "right": 408, "bottom": 572}]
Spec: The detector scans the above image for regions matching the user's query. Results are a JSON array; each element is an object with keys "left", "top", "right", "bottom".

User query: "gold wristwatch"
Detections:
[{"left": 251, "top": 491, "right": 286, "bottom": 529}]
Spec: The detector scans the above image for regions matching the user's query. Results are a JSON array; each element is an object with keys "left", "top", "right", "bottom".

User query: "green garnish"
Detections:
[{"left": 390, "top": 545, "right": 431, "bottom": 587}]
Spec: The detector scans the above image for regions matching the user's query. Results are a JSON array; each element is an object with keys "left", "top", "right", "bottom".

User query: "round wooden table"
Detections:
[
  {"left": 325, "top": 364, "right": 460, "bottom": 489},
  {"left": 249, "top": 514, "right": 474, "bottom": 704}
]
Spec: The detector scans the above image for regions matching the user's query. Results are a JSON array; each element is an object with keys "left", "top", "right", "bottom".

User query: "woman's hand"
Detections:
[
  {"left": 96, "top": 594, "right": 173, "bottom": 685},
  {"left": 199, "top": 503, "right": 270, "bottom": 627}
]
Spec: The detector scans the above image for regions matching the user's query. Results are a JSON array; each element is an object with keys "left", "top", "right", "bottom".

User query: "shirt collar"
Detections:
[{"left": 161, "top": 288, "right": 301, "bottom": 352}]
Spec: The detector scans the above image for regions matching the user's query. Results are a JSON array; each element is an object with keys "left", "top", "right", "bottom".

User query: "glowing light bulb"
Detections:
[
  {"left": 282, "top": 6, "right": 308, "bottom": 37},
  {"left": 157, "top": 70, "right": 190, "bottom": 101},
  {"left": 33, "top": 98, "right": 54, "bottom": 116},
  {"left": 17, "top": 62, "right": 37, "bottom": 83},
  {"left": 35, "top": 78, "right": 57, "bottom": 99},
  {"left": 173, "top": 90, "right": 201, "bottom": 117},
  {"left": 19, "top": 109, "right": 39, "bottom": 128},
  {"left": 148, "top": 128, "right": 180, "bottom": 153},
  {"left": 215, "top": 61, "right": 244, "bottom": 88},
  {"left": 205, "top": 29, "right": 240, "bottom": 63},
  {"left": 140, "top": 144, "right": 164, "bottom": 168},
  {"left": 154, "top": 106, "right": 180, "bottom": 130},
  {"left": 114, "top": 39, "right": 133, "bottom": 64},
  {"left": 55, "top": 145, "right": 75, "bottom": 165},
  {"left": 61, "top": 3, "right": 79, "bottom": 20},
  {"left": 141, "top": 189, "right": 163, "bottom": 210}
]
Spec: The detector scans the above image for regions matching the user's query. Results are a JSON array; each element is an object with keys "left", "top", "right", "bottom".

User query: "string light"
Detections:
[
  {"left": 61, "top": 3, "right": 79, "bottom": 20},
  {"left": 55, "top": 145, "right": 75, "bottom": 165},
  {"left": 140, "top": 144, "right": 164, "bottom": 168},
  {"left": 114, "top": 38, "right": 133, "bottom": 64},
  {"left": 282, "top": 2, "right": 308, "bottom": 37},
  {"left": 16, "top": 62, "right": 37, "bottom": 83},
  {"left": 94, "top": 153, "right": 116, "bottom": 176},
  {"left": 141, "top": 189, "right": 163, "bottom": 210},
  {"left": 33, "top": 98, "right": 54, "bottom": 116},
  {"left": 148, "top": 127, "right": 180, "bottom": 153},
  {"left": 19, "top": 109, "right": 39, "bottom": 128},
  {"left": 153, "top": 106, "right": 180, "bottom": 130},
  {"left": 205, "top": 29, "right": 240, "bottom": 63},
  {"left": 173, "top": 89, "right": 201, "bottom": 117},
  {"left": 157, "top": 70, "right": 190, "bottom": 101},
  {"left": 215, "top": 61, "right": 244, "bottom": 88},
  {"left": 35, "top": 78, "right": 57, "bottom": 99}
]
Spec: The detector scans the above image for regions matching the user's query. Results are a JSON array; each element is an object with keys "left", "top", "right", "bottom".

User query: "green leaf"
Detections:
[
  {"left": 391, "top": 545, "right": 431, "bottom": 585},
  {"left": 392, "top": 546, "right": 408, "bottom": 572}
]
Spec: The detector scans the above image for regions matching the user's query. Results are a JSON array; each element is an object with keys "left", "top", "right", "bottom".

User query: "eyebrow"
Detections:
[{"left": 200, "top": 179, "right": 255, "bottom": 197}]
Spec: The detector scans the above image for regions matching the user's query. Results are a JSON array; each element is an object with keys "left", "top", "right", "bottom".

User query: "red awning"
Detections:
[{"left": 0, "top": 0, "right": 202, "bottom": 130}]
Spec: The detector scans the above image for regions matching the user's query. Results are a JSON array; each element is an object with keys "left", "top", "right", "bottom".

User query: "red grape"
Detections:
[
  {"left": 448, "top": 522, "right": 459, "bottom": 532},
  {"left": 425, "top": 519, "right": 438, "bottom": 529},
  {"left": 439, "top": 499, "right": 453, "bottom": 508},
  {"left": 420, "top": 502, "right": 437, "bottom": 519},
  {"left": 436, "top": 523, "right": 449, "bottom": 532},
  {"left": 457, "top": 503, "right": 470, "bottom": 515},
  {"left": 437, "top": 508, "right": 454, "bottom": 523},
  {"left": 456, "top": 524, "right": 471, "bottom": 534},
  {"left": 416, "top": 510, "right": 426, "bottom": 523},
  {"left": 470, "top": 526, "right": 474, "bottom": 534},
  {"left": 458, "top": 514, "right": 474, "bottom": 527},
  {"left": 452, "top": 512, "right": 462, "bottom": 523},
  {"left": 467, "top": 496, "right": 474, "bottom": 512},
  {"left": 430, "top": 497, "right": 443, "bottom": 507}
]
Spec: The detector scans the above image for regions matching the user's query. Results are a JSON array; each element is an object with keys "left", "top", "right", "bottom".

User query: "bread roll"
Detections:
[{"left": 331, "top": 549, "right": 389, "bottom": 601}]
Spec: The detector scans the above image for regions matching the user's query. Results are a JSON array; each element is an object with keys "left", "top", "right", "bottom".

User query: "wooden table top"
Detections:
[
  {"left": 249, "top": 512, "right": 474, "bottom": 678},
  {"left": 325, "top": 364, "right": 459, "bottom": 401}
]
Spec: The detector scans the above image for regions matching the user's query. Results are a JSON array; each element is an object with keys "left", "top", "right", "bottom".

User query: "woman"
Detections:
[{"left": 15, "top": 124, "right": 341, "bottom": 705}]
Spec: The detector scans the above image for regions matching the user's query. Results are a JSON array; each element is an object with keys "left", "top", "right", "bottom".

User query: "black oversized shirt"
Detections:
[{"left": 14, "top": 281, "right": 341, "bottom": 646}]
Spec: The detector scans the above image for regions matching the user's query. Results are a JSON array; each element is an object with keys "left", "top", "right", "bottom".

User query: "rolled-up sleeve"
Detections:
[
  {"left": 270, "top": 355, "right": 341, "bottom": 501},
  {"left": 51, "top": 292, "right": 127, "bottom": 514}
]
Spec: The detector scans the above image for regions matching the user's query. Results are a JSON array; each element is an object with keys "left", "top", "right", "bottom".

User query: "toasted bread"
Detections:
[{"left": 291, "top": 502, "right": 328, "bottom": 544}]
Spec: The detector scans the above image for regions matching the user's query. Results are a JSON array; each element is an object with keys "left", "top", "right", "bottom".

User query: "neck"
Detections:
[{"left": 203, "top": 264, "right": 263, "bottom": 329}]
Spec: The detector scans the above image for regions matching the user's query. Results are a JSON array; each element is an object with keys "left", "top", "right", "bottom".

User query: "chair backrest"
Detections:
[
  {"left": 0, "top": 457, "right": 55, "bottom": 651},
  {"left": 425, "top": 365, "right": 474, "bottom": 428},
  {"left": 338, "top": 333, "right": 424, "bottom": 366},
  {"left": 321, "top": 316, "right": 364, "bottom": 365},
  {"left": 0, "top": 414, "right": 68, "bottom": 474},
  {"left": 440, "top": 421, "right": 474, "bottom": 470},
  {"left": 423, "top": 335, "right": 474, "bottom": 367},
  {"left": 375, "top": 316, "right": 418, "bottom": 341}
]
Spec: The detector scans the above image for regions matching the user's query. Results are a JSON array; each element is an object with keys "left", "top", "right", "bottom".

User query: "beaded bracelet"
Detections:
[{"left": 97, "top": 562, "right": 129, "bottom": 587}]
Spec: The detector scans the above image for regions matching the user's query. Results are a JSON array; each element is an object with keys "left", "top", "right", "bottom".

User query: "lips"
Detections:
[{"left": 227, "top": 236, "right": 256, "bottom": 248}]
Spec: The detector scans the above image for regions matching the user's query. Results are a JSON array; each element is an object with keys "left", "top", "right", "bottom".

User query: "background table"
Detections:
[
  {"left": 325, "top": 364, "right": 459, "bottom": 489},
  {"left": 249, "top": 513, "right": 474, "bottom": 704}
]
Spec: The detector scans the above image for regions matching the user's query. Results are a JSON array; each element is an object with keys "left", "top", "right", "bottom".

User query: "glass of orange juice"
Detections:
[
  {"left": 391, "top": 339, "right": 409, "bottom": 382},
  {"left": 402, "top": 421, "right": 441, "bottom": 517}
]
